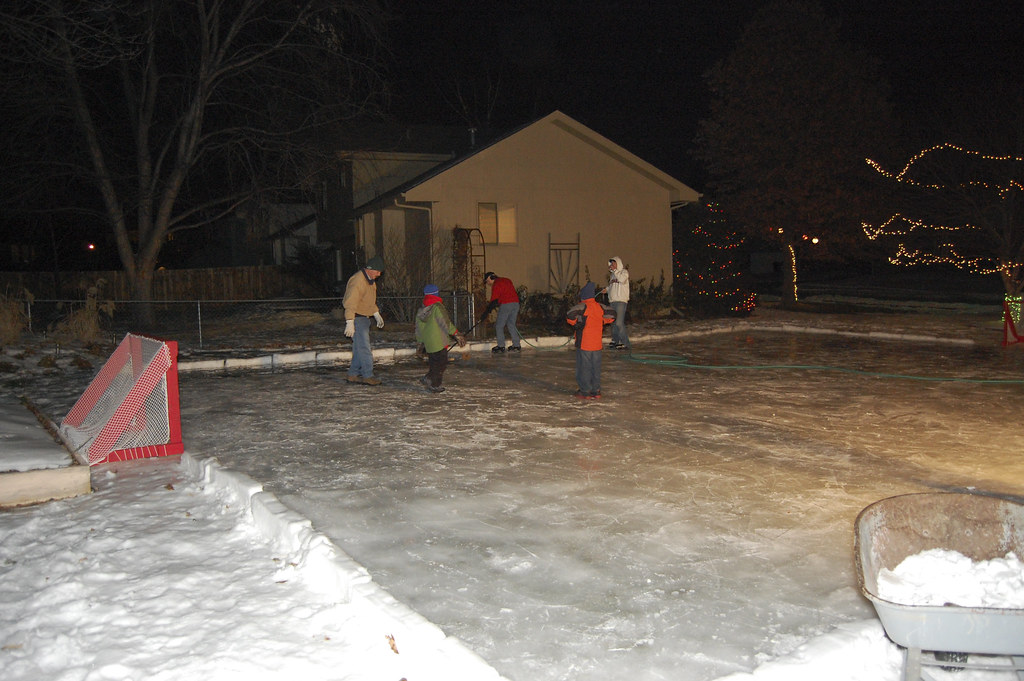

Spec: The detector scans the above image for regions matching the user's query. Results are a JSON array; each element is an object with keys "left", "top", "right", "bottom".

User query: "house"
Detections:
[
  {"left": 349, "top": 111, "right": 700, "bottom": 298},
  {"left": 314, "top": 121, "right": 484, "bottom": 282},
  {"left": 264, "top": 127, "right": 469, "bottom": 271},
  {"left": 265, "top": 204, "right": 318, "bottom": 266}
]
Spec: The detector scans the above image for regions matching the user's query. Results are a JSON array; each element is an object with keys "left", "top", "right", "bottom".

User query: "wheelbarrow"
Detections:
[{"left": 854, "top": 492, "right": 1024, "bottom": 681}]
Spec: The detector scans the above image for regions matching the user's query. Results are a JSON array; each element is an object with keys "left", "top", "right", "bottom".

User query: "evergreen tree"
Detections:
[
  {"left": 674, "top": 201, "right": 756, "bottom": 318},
  {"left": 694, "top": 0, "right": 896, "bottom": 305}
]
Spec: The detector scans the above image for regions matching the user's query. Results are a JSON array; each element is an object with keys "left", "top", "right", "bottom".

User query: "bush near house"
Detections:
[
  {"left": 516, "top": 285, "right": 581, "bottom": 333},
  {"left": 515, "top": 272, "right": 674, "bottom": 334},
  {"left": 629, "top": 273, "right": 673, "bottom": 320}
]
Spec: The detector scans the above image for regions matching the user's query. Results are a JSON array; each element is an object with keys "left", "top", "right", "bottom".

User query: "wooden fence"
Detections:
[{"left": 0, "top": 265, "right": 303, "bottom": 301}]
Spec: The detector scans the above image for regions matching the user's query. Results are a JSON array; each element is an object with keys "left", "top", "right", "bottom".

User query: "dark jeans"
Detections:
[
  {"left": 575, "top": 349, "right": 602, "bottom": 395},
  {"left": 348, "top": 315, "right": 374, "bottom": 379},
  {"left": 426, "top": 348, "right": 449, "bottom": 387}
]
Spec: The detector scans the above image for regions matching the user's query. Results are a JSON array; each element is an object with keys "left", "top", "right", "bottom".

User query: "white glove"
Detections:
[
  {"left": 344, "top": 319, "right": 354, "bottom": 337},
  {"left": 373, "top": 312, "right": 384, "bottom": 329}
]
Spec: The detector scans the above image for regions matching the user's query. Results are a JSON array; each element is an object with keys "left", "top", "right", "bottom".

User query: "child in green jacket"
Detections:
[{"left": 415, "top": 284, "right": 465, "bottom": 393}]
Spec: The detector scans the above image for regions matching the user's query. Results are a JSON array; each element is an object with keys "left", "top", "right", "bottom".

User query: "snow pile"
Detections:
[
  {"left": 0, "top": 452, "right": 505, "bottom": 681},
  {"left": 0, "top": 393, "right": 72, "bottom": 473},
  {"left": 877, "top": 549, "right": 1024, "bottom": 608},
  {"left": 712, "top": 619, "right": 903, "bottom": 681}
]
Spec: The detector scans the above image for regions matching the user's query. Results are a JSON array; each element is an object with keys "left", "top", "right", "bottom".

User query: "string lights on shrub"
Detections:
[{"left": 1007, "top": 295, "right": 1022, "bottom": 324}]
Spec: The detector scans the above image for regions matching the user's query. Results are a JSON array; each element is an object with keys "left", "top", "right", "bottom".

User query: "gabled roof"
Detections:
[
  {"left": 267, "top": 212, "right": 316, "bottom": 241},
  {"left": 354, "top": 110, "right": 699, "bottom": 211}
]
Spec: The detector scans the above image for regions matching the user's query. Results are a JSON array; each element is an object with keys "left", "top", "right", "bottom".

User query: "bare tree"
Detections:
[
  {"left": 388, "top": 4, "right": 562, "bottom": 130},
  {"left": 863, "top": 143, "right": 1024, "bottom": 299},
  {"left": 0, "top": 0, "right": 386, "bottom": 317},
  {"left": 863, "top": 84, "right": 1024, "bottom": 301}
]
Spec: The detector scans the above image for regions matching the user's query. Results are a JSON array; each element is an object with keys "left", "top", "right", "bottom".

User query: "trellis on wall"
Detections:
[{"left": 548, "top": 232, "right": 579, "bottom": 294}]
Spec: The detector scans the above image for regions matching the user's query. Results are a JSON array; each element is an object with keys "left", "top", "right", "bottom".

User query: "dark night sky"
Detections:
[
  {"left": 385, "top": 0, "right": 1024, "bottom": 187},
  {"left": 4, "top": 0, "right": 1021, "bottom": 272}
]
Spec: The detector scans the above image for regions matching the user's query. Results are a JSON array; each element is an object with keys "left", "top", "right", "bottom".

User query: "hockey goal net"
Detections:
[{"left": 60, "top": 333, "right": 183, "bottom": 466}]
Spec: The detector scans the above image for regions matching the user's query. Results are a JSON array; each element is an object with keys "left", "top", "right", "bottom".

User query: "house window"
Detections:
[{"left": 478, "top": 202, "right": 517, "bottom": 244}]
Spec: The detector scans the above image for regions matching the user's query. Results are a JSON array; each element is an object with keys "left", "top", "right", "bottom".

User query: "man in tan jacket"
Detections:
[{"left": 342, "top": 255, "right": 385, "bottom": 385}]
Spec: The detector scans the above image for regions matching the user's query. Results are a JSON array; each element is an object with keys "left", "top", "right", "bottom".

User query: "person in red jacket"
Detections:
[
  {"left": 481, "top": 271, "right": 523, "bottom": 353},
  {"left": 566, "top": 281, "right": 615, "bottom": 399}
]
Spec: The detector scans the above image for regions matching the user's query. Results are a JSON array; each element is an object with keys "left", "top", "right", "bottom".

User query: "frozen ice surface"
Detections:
[
  {"left": 174, "top": 315, "right": 1024, "bottom": 681},
  {"left": 5, "top": 308, "right": 1023, "bottom": 680}
]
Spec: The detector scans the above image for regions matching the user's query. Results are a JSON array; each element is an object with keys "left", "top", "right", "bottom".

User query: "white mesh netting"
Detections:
[{"left": 60, "top": 334, "right": 173, "bottom": 466}]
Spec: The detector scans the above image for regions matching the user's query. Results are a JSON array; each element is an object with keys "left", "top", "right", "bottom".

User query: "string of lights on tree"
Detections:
[
  {"left": 863, "top": 144, "right": 1024, "bottom": 301},
  {"left": 887, "top": 243, "right": 1015, "bottom": 276},
  {"left": 770, "top": 229, "right": 820, "bottom": 302},
  {"left": 867, "top": 142, "right": 1024, "bottom": 188},
  {"left": 674, "top": 202, "right": 756, "bottom": 316}
]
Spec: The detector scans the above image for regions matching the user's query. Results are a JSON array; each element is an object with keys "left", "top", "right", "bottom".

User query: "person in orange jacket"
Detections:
[{"left": 566, "top": 281, "right": 615, "bottom": 399}]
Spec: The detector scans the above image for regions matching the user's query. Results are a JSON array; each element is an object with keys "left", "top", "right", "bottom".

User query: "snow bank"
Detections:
[
  {"left": 711, "top": 620, "right": 902, "bottom": 681},
  {"left": 180, "top": 452, "right": 507, "bottom": 681}
]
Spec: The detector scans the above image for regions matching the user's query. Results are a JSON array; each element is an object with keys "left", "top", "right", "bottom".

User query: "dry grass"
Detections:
[
  {"left": 49, "top": 279, "right": 115, "bottom": 345},
  {"left": 0, "top": 289, "right": 31, "bottom": 346}
]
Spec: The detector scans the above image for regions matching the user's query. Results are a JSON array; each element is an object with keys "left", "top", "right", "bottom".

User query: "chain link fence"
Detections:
[{"left": 25, "top": 292, "right": 476, "bottom": 354}]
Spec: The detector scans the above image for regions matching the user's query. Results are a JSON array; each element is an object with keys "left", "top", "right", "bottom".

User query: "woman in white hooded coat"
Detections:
[{"left": 602, "top": 256, "right": 630, "bottom": 349}]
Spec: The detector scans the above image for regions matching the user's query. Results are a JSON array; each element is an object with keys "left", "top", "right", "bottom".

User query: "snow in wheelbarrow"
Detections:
[{"left": 854, "top": 492, "right": 1024, "bottom": 678}]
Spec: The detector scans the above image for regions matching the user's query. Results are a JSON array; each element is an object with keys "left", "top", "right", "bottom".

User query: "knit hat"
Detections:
[
  {"left": 365, "top": 255, "right": 385, "bottom": 272},
  {"left": 423, "top": 283, "right": 439, "bottom": 296},
  {"left": 580, "top": 281, "right": 596, "bottom": 300}
]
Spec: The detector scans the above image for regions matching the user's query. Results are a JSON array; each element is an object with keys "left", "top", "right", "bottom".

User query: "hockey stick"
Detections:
[{"left": 443, "top": 313, "right": 490, "bottom": 352}]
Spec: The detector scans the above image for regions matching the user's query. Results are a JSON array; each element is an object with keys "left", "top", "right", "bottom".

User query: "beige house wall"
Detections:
[{"left": 354, "top": 112, "right": 699, "bottom": 294}]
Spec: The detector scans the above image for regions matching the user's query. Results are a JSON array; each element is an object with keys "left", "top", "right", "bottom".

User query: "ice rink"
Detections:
[{"left": 176, "top": 312, "right": 1024, "bottom": 680}]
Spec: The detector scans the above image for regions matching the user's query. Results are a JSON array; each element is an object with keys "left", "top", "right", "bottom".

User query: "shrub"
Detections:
[
  {"left": 283, "top": 242, "right": 335, "bottom": 296},
  {"left": 517, "top": 284, "right": 581, "bottom": 333},
  {"left": 50, "top": 278, "right": 115, "bottom": 345},
  {"left": 628, "top": 271, "right": 673, "bottom": 321},
  {"left": 0, "top": 289, "right": 31, "bottom": 346},
  {"left": 673, "top": 201, "right": 757, "bottom": 319}
]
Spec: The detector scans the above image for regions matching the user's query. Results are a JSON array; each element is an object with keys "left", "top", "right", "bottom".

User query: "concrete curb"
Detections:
[
  {"left": 177, "top": 335, "right": 577, "bottom": 372},
  {"left": 177, "top": 321, "right": 978, "bottom": 373}
]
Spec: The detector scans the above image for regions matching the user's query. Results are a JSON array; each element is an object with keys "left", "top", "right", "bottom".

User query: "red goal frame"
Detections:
[
  {"left": 61, "top": 334, "right": 183, "bottom": 465},
  {"left": 1004, "top": 301, "right": 1022, "bottom": 347}
]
